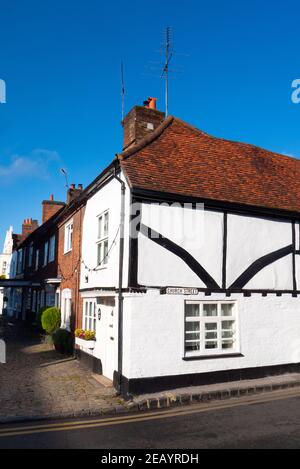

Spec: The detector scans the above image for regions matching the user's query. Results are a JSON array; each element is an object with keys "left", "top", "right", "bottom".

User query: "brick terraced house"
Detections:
[{"left": 4, "top": 98, "right": 300, "bottom": 398}]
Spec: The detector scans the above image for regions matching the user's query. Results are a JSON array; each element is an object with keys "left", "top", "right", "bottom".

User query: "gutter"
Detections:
[{"left": 113, "top": 163, "right": 126, "bottom": 395}]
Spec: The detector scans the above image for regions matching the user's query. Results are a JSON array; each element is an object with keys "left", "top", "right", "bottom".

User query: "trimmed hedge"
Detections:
[{"left": 41, "top": 307, "right": 61, "bottom": 334}]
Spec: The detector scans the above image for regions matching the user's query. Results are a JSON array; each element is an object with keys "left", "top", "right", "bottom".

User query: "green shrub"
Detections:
[
  {"left": 52, "top": 328, "right": 73, "bottom": 355},
  {"left": 41, "top": 307, "right": 61, "bottom": 334},
  {"left": 37, "top": 306, "right": 50, "bottom": 331}
]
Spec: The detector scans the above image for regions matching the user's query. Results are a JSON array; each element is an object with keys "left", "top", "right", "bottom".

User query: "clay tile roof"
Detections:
[{"left": 118, "top": 116, "right": 300, "bottom": 213}]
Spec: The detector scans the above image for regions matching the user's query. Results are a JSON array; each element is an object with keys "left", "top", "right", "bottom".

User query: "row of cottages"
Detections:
[{"left": 5, "top": 99, "right": 300, "bottom": 398}]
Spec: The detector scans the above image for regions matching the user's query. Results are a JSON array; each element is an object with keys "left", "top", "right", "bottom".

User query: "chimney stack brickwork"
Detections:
[
  {"left": 122, "top": 104, "right": 165, "bottom": 150},
  {"left": 42, "top": 197, "right": 65, "bottom": 224},
  {"left": 21, "top": 218, "right": 39, "bottom": 240}
]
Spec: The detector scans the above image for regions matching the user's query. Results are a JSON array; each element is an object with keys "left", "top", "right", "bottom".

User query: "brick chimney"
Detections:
[
  {"left": 42, "top": 195, "right": 65, "bottom": 224},
  {"left": 21, "top": 218, "right": 39, "bottom": 239},
  {"left": 122, "top": 98, "right": 165, "bottom": 150},
  {"left": 67, "top": 184, "right": 83, "bottom": 204}
]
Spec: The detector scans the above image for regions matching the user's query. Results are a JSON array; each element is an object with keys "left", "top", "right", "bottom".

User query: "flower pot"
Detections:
[{"left": 75, "top": 337, "right": 96, "bottom": 350}]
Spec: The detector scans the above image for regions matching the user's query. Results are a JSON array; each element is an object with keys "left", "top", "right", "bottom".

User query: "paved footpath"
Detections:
[{"left": 0, "top": 317, "right": 125, "bottom": 423}]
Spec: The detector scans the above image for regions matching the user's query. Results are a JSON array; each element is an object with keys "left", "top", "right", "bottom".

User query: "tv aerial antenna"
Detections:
[
  {"left": 161, "top": 27, "right": 172, "bottom": 117},
  {"left": 121, "top": 60, "right": 125, "bottom": 121},
  {"left": 60, "top": 168, "right": 69, "bottom": 188}
]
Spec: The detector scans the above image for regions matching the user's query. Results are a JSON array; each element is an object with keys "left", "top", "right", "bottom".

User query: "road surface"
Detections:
[{"left": 1, "top": 387, "right": 300, "bottom": 449}]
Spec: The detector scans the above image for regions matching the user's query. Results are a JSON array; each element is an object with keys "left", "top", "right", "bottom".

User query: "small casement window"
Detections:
[
  {"left": 2, "top": 261, "right": 6, "bottom": 275},
  {"left": 17, "top": 249, "right": 23, "bottom": 274},
  {"left": 28, "top": 244, "right": 33, "bottom": 268},
  {"left": 97, "top": 211, "right": 109, "bottom": 267},
  {"left": 35, "top": 249, "right": 39, "bottom": 271},
  {"left": 184, "top": 301, "right": 239, "bottom": 357},
  {"left": 43, "top": 241, "right": 49, "bottom": 266},
  {"left": 64, "top": 221, "right": 73, "bottom": 254},
  {"left": 83, "top": 299, "right": 96, "bottom": 332},
  {"left": 49, "top": 235, "right": 55, "bottom": 263}
]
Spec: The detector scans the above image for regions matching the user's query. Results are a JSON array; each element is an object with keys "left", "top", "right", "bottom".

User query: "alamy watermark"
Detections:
[
  {"left": 0, "top": 79, "right": 6, "bottom": 104},
  {"left": 0, "top": 339, "right": 6, "bottom": 364}
]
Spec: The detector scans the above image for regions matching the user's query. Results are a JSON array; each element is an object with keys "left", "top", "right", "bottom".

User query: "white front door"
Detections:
[{"left": 96, "top": 300, "right": 116, "bottom": 381}]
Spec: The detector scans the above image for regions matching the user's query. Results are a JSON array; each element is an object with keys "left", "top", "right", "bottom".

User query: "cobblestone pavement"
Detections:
[{"left": 0, "top": 317, "right": 126, "bottom": 422}]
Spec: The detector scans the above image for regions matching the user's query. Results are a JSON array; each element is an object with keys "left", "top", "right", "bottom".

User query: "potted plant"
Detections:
[{"left": 75, "top": 329, "right": 96, "bottom": 349}]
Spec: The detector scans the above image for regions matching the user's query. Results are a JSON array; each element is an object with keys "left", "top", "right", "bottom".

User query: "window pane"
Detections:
[
  {"left": 97, "top": 243, "right": 102, "bottom": 265},
  {"left": 98, "top": 216, "right": 102, "bottom": 239},
  {"left": 222, "top": 341, "right": 234, "bottom": 350},
  {"left": 205, "top": 331, "right": 217, "bottom": 339},
  {"left": 203, "top": 304, "right": 218, "bottom": 317},
  {"left": 222, "top": 330, "right": 233, "bottom": 339},
  {"left": 185, "top": 304, "right": 200, "bottom": 317},
  {"left": 185, "top": 341, "right": 200, "bottom": 352},
  {"left": 103, "top": 240, "right": 108, "bottom": 264},
  {"left": 205, "top": 323, "right": 217, "bottom": 331},
  {"left": 104, "top": 212, "right": 109, "bottom": 237},
  {"left": 221, "top": 303, "right": 234, "bottom": 316},
  {"left": 205, "top": 341, "right": 218, "bottom": 349},
  {"left": 186, "top": 321, "right": 200, "bottom": 332},
  {"left": 222, "top": 321, "right": 234, "bottom": 330}
]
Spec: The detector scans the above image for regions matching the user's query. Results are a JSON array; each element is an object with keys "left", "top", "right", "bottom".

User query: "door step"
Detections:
[{"left": 92, "top": 374, "right": 113, "bottom": 388}]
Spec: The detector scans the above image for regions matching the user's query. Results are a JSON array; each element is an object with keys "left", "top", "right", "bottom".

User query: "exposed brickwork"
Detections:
[
  {"left": 21, "top": 218, "right": 38, "bottom": 241},
  {"left": 42, "top": 200, "right": 65, "bottom": 224},
  {"left": 120, "top": 116, "right": 300, "bottom": 213},
  {"left": 122, "top": 105, "right": 165, "bottom": 150},
  {"left": 58, "top": 205, "right": 85, "bottom": 331}
]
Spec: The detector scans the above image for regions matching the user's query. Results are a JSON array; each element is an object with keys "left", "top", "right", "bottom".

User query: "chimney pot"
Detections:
[
  {"left": 50, "top": 194, "right": 54, "bottom": 201},
  {"left": 78, "top": 184, "right": 83, "bottom": 190},
  {"left": 70, "top": 183, "right": 75, "bottom": 190},
  {"left": 122, "top": 101, "right": 165, "bottom": 150}
]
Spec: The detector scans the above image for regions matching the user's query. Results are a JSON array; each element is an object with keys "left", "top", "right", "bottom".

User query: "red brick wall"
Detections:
[
  {"left": 42, "top": 201, "right": 65, "bottom": 224},
  {"left": 122, "top": 106, "right": 165, "bottom": 150},
  {"left": 58, "top": 206, "right": 85, "bottom": 331}
]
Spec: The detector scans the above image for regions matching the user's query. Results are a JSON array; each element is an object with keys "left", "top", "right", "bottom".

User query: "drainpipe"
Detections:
[{"left": 113, "top": 165, "right": 126, "bottom": 395}]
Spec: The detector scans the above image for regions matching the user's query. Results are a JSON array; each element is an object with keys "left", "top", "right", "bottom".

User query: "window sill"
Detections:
[
  {"left": 183, "top": 353, "right": 244, "bottom": 361},
  {"left": 64, "top": 249, "right": 72, "bottom": 255}
]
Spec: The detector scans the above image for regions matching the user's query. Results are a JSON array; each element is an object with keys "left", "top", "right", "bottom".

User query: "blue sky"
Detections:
[{"left": 0, "top": 0, "right": 300, "bottom": 246}]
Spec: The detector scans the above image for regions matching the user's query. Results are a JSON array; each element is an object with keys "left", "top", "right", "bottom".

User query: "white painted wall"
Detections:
[
  {"left": 122, "top": 291, "right": 300, "bottom": 380},
  {"left": 227, "top": 214, "right": 293, "bottom": 289},
  {"left": 137, "top": 203, "right": 296, "bottom": 291},
  {"left": 80, "top": 174, "right": 130, "bottom": 290},
  {"left": 138, "top": 204, "right": 223, "bottom": 288}
]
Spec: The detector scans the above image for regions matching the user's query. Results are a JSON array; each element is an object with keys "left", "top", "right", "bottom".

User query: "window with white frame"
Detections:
[
  {"left": 2, "top": 261, "right": 7, "bottom": 275},
  {"left": 49, "top": 235, "right": 55, "bottom": 262},
  {"left": 43, "top": 241, "right": 49, "bottom": 266},
  {"left": 61, "top": 289, "right": 72, "bottom": 330},
  {"left": 28, "top": 243, "right": 33, "bottom": 268},
  {"left": 64, "top": 221, "right": 73, "bottom": 254},
  {"left": 83, "top": 299, "right": 96, "bottom": 332},
  {"left": 184, "top": 301, "right": 238, "bottom": 357},
  {"left": 97, "top": 211, "right": 109, "bottom": 266}
]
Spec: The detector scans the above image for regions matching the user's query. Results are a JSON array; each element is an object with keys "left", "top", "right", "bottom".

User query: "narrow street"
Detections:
[
  {"left": 1, "top": 387, "right": 300, "bottom": 449},
  {"left": 0, "top": 317, "right": 120, "bottom": 421}
]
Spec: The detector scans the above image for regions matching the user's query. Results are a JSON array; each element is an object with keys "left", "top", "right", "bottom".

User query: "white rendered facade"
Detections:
[{"left": 79, "top": 170, "right": 300, "bottom": 396}]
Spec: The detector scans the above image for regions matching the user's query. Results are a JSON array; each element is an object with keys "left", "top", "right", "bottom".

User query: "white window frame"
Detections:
[
  {"left": 61, "top": 289, "right": 72, "bottom": 330},
  {"left": 49, "top": 235, "right": 55, "bottom": 263},
  {"left": 184, "top": 301, "right": 240, "bottom": 358},
  {"left": 83, "top": 299, "right": 97, "bottom": 332},
  {"left": 64, "top": 220, "right": 73, "bottom": 254},
  {"left": 96, "top": 210, "right": 109, "bottom": 267}
]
